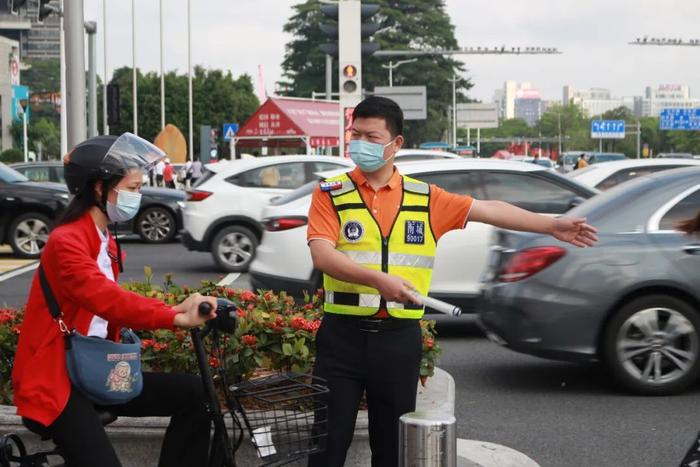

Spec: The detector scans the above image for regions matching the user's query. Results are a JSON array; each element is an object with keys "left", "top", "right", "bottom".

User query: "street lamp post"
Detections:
[
  {"left": 187, "top": 0, "right": 193, "bottom": 161},
  {"left": 102, "top": 0, "right": 109, "bottom": 135},
  {"left": 447, "top": 74, "right": 457, "bottom": 148},
  {"left": 85, "top": 21, "right": 97, "bottom": 138},
  {"left": 380, "top": 58, "right": 417, "bottom": 87},
  {"left": 160, "top": 0, "right": 165, "bottom": 130},
  {"left": 64, "top": 0, "right": 87, "bottom": 148},
  {"left": 131, "top": 0, "right": 137, "bottom": 135}
]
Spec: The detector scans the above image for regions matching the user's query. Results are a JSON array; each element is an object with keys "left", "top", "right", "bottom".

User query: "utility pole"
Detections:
[
  {"left": 102, "top": 0, "right": 109, "bottom": 135},
  {"left": 159, "top": 0, "right": 165, "bottom": 130},
  {"left": 20, "top": 100, "right": 28, "bottom": 162},
  {"left": 60, "top": 0, "right": 67, "bottom": 154},
  {"left": 64, "top": 0, "right": 87, "bottom": 148},
  {"left": 85, "top": 21, "right": 98, "bottom": 138},
  {"left": 187, "top": 0, "right": 193, "bottom": 160},
  {"left": 557, "top": 112, "right": 562, "bottom": 156},
  {"left": 636, "top": 121, "right": 641, "bottom": 159},
  {"left": 447, "top": 74, "right": 457, "bottom": 148},
  {"left": 131, "top": 0, "right": 138, "bottom": 135},
  {"left": 380, "top": 58, "right": 417, "bottom": 87}
]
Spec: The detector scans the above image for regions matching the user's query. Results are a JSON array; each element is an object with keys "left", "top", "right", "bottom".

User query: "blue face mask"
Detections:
[
  {"left": 349, "top": 139, "right": 395, "bottom": 173},
  {"left": 106, "top": 189, "right": 142, "bottom": 223}
]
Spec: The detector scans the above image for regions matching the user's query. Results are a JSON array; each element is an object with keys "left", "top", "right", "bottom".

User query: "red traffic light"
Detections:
[{"left": 343, "top": 65, "right": 358, "bottom": 78}]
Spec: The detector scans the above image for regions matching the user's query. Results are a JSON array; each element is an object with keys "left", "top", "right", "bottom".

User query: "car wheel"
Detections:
[
  {"left": 136, "top": 207, "right": 176, "bottom": 243},
  {"left": 212, "top": 225, "right": 258, "bottom": 272},
  {"left": 602, "top": 295, "right": 700, "bottom": 395},
  {"left": 9, "top": 212, "right": 51, "bottom": 259}
]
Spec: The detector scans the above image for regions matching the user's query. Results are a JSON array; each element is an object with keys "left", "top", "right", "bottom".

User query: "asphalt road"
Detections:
[{"left": 1, "top": 241, "right": 697, "bottom": 466}]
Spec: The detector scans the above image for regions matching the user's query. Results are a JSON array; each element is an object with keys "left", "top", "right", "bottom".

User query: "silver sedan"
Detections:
[{"left": 478, "top": 166, "right": 700, "bottom": 395}]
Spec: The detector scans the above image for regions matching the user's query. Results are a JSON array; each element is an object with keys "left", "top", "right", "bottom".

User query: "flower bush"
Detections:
[{"left": 0, "top": 268, "right": 442, "bottom": 404}]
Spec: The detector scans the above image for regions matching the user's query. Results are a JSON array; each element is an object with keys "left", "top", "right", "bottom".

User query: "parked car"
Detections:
[
  {"left": 181, "top": 155, "right": 355, "bottom": 272},
  {"left": 477, "top": 166, "right": 700, "bottom": 395},
  {"left": 0, "top": 163, "right": 70, "bottom": 258},
  {"left": 11, "top": 161, "right": 185, "bottom": 243},
  {"left": 558, "top": 151, "right": 626, "bottom": 172},
  {"left": 249, "top": 159, "right": 598, "bottom": 311},
  {"left": 523, "top": 158, "right": 556, "bottom": 170},
  {"left": 393, "top": 149, "right": 460, "bottom": 161},
  {"left": 567, "top": 158, "right": 700, "bottom": 191},
  {"left": 656, "top": 152, "right": 694, "bottom": 159}
]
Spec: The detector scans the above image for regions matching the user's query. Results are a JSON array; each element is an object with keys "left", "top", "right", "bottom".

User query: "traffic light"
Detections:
[
  {"left": 9, "top": 0, "right": 28, "bottom": 15},
  {"left": 209, "top": 129, "right": 218, "bottom": 158},
  {"left": 319, "top": 2, "right": 381, "bottom": 58},
  {"left": 107, "top": 84, "right": 120, "bottom": 126},
  {"left": 37, "top": 0, "right": 57, "bottom": 24}
]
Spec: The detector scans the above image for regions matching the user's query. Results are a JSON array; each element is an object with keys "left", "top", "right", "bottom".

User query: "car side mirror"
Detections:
[{"left": 568, "top": 196, "right": 586, "bottom": 210}]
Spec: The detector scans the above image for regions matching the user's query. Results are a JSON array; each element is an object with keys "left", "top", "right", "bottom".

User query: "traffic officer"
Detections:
[{"left": 307, "top": 96, "right": 598, "bottom": 467}]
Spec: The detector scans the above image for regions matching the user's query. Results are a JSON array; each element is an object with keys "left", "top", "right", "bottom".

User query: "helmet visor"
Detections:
[{"left": 101, "top": 132, "right": 166, "bottom": 176}]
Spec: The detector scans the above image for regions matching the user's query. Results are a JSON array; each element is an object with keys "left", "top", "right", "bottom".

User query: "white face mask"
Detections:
[{"left": 106, "top": 189, "right": 142, "bottom": 223}]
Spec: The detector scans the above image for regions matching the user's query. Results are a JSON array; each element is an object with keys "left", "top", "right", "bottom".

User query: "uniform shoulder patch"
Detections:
[{"left": 320, "top": 180, "right": 344, "bottom": 192}]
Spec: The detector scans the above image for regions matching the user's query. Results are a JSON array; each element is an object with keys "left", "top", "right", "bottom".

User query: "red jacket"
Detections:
[
  {"left": 12, "top": 213, "right": 177, "bottom": 426},
  {"left": 163, "top": 164, "right": 174, "bottom": 182}
]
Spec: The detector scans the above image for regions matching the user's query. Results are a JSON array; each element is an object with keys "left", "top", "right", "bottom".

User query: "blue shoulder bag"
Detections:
[{"left": 38, "top": 265, "right": 143, "bottom": 406}]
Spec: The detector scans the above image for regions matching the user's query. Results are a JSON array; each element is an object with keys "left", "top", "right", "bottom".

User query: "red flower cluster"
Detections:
[
  {"left": 290, "top": 316, "right": 321, "bottom": 333},
  {"left": 0, "top": 309, "right": 17, "bottom": 325},
  {"left": 424, "top": 338, "right": 434, "bottom": 350},
  {"left": 142, "top": 339, "right": 168, "bottom": 352},
  {"left": 240, "top": 290, "right": 256, "bottom": 302},
  {"left": 241, "top": 334, "right": 257, "bottom": 346},
  {"left": 208, "top": 356, "right": 220, "bottom": 368}
]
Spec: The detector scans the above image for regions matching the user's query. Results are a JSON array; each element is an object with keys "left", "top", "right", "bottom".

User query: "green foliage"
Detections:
[
  {"left": 0, "top": 148, "right": 23, "bottom": 164},
  {"left": 282, "top": 0, "right": 471, "bottom": 146},
  {"left": 106, "top": 67, "right": 259, "bottom": 156},
  {"left": 10, "top": 117, "right": 61, "bottom": 160}
]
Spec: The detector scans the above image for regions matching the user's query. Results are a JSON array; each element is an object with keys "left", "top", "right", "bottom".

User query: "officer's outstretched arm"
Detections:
[{"left": 309, "top": 240, "right": 420, "bottom": 304}]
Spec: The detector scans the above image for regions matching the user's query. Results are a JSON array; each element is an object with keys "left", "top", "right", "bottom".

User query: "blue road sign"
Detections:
[
  {"left": 223, "top": 123, "right": 239, "bottom": 141},
  {"left": 591, "top": 120, "right": 625, "bottom": 139},
  {"left": 659, "top": 108, "right": 700, "bottom": 130}
]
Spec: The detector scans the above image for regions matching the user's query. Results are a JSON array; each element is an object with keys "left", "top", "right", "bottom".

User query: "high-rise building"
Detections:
[
  {"left": 493, "top": 81, "right": 533, "bottom": 120},
  {"left": 634, "top": 84, "right": 700, "bottom": 117},
  {"left": 0, "top": 1, "right": 60, "bottom": 60},
  {"left": 562, "top": 85, "right": 632, "bottom": 117},
  {"left": 514, "top": 88, "right": 542, "bottom": 127}
]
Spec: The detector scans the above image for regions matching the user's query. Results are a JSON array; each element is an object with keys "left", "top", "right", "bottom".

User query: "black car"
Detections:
[
  {"left": 0, "top": 163, "right": 70, "bottom": 258},
  {"left": 11, "top": 161, "right": 185, "bottom": 244}
]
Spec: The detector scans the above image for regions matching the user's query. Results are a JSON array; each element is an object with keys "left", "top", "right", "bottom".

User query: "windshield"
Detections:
[
  {"left": 0, "top": 163, "right": 29, "bottom": 183},
  {"left": 590, "top": 154, "right": 626, "bottom": 163}
]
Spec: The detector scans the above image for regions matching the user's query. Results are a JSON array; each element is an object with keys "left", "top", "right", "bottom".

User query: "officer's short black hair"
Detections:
[{"left": 352, "top": 96, "right": 403, "bottom": 137}]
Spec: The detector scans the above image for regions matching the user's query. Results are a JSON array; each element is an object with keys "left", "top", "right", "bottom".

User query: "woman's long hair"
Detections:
[
  {"left": 678, "top": 210, "right": 700, "bottom": 235},
  {"left": 55, "top": 174, "right": 122, "bottom": 227}
]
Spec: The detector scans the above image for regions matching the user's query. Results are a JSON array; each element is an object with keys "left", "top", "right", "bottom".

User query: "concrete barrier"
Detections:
[{"left": 0, "top": 368, "right": 455, "bottom": 467}]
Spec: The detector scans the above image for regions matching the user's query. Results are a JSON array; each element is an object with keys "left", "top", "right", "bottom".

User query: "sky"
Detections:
[{"left": 83, "top": 0, "right": 700, "bottom": 103}]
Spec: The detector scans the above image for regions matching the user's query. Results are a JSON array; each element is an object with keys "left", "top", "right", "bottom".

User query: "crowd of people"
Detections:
[{"left": 149, "top": 157, "right": 203, "bottom": 189}]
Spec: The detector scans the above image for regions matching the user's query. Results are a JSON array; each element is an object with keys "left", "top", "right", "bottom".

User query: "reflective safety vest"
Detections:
[{"left": 322, "top": 172, "right": 436, "bottom": 319}]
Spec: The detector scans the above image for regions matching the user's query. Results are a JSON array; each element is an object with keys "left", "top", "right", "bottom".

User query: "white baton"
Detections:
[{"left": 412, "top": 292, "right": 462, "bottom": 317}]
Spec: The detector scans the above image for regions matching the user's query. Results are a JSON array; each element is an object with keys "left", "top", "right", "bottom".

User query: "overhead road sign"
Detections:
[
  {"left": 456, "top": 103, "right": 498, "bottom": 129},
  {"left": 373, "top": 86, "right": 427, "bottom": 120},
  {"left": 659, "top": 108, "right": 700, "bottom": 130},
  {"left": 591, "top": 120, "right": 625, "bottom": 139}
]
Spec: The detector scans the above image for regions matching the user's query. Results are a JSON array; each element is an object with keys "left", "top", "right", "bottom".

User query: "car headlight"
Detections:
[{"left": 177, "top": 201, "right": 186, "bottom": 209}]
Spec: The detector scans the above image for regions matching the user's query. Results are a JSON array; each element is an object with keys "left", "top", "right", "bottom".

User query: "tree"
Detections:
[
  {"left": 21, "top": 59, "right": 61, "bottom": 123},
  {"left": 106, "top": 67, "right": 259, "bottom": 157},
  {"left": 281, "top": 0, "right": 471, "bottom": 146},
  {"left": 10, "top": 117, "right": 61, "bottom": 160},
  {"left": 538, "top": 104, "right": 593, "bottom": 152}
]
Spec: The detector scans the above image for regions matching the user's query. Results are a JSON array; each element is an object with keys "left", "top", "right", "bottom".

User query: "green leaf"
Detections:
[{"left": 282, "top": 343, "right": 293, "bottom": 356}]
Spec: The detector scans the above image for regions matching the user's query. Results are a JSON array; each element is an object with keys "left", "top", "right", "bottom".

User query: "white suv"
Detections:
[
  {"left": 249, "top": 159, "right": 598, "bottom": 312},
  {"left": 181, "top": 155, "right": 354, "bottom": 271}
]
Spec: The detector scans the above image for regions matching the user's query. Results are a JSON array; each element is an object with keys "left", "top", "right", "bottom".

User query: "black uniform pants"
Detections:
[
  {"left": 308, "top": 313, "right": 422, "bottom": 467},
  {"left": 35, "top": 372, "right": 210, "bottom": 467}
]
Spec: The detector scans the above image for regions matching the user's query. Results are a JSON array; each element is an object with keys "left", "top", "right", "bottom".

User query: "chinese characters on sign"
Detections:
[{"left": 659, "top": 108, "right": 700, "bottom": 131}]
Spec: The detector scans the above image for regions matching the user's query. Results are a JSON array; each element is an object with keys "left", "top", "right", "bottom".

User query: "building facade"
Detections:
[
  {"left": 634, "top": 84, "right": 700, "bottom": 117},
  {"left": 0, "top": 1, "right": 60, "bottom": 60},
  {"left": 493, "top": 81, "right": 534, "bottom": 120},
  {"left": 562, "top": 85, "right": 633, "bottom": 117}
]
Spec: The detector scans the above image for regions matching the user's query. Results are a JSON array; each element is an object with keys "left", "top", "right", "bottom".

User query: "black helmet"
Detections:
[{"left": 64, "top": 133, "right": 166, "bottom": 195}]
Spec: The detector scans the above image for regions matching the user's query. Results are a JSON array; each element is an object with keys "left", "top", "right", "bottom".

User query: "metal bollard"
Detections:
[{"left": 399, "top": 411, "right": 456, "bottom": 467}]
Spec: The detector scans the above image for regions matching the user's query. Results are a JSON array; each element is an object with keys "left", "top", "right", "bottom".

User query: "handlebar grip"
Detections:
[{"left": 198, "top": 302, "right": 213, "bottom": 317}]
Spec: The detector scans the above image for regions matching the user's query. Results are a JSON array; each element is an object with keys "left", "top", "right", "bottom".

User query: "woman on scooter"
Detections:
[{"left": 12, "top": 133, "right": 217, "bottom": 467}]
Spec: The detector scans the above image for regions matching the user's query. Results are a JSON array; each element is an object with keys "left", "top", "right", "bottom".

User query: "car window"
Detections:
[
  {"left": 193, "top": 169, "right": 216, "bottom": 188},
  {"left": 659, "top": 188, "right": 700, "bottom": 231},
  {"left": 53, "top": 166, "right": 66, "bottom": 183},
  {"left": 476, "top": 171, "right": 579, "bottom": 214},
  {"left": 411, "top": 171, "right": 478, "bottom": 196},
  {"left": 308, "top": 162, "right": 350, "bottom": 183},
  {"left": 596, "top": 165, "right": 685, "bottom": 191},
  {"left": 227, "top": 162, "right": 307, "bottom": 189},
  {"left": 0, "top": 164, "right": 29, "bottom": 183},
  {"left": 17, "top": 166, "right": 52, "bottom": 182}
]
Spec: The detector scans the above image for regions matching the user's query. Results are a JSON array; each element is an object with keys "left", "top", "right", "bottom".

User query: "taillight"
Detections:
[
  {"left": 187, "top": 190, "right": 213, "bottom": 202},
  {"left": 264, "top": 217, "right": 308, "bottom": 232},
  {"left": 497, "top": 246, "right": 566, "bottom": 283}
]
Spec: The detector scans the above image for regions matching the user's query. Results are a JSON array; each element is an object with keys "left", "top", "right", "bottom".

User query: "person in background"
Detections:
[
  {"left": 163, "top": 158, "right": 175, "bottom": 189},
  {"left": 575, "top": 153, "right": 588, "bottom": 170},
  {"left": 532, "top": 153, "right": 541, "bottom": 164},
  {"left": 184, "top": 159, "right": 193, "bottom": 189},
  {"left": 155, "top": 158, "right": 165, "bottom": 187},
  {"left": 190, "top": 157, "right": 203, "bottom": 186}
]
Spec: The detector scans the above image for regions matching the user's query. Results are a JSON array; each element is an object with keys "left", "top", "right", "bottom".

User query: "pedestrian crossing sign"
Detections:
[{"left": 223, "top": 123, "right": 239, "bottom": 142}]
